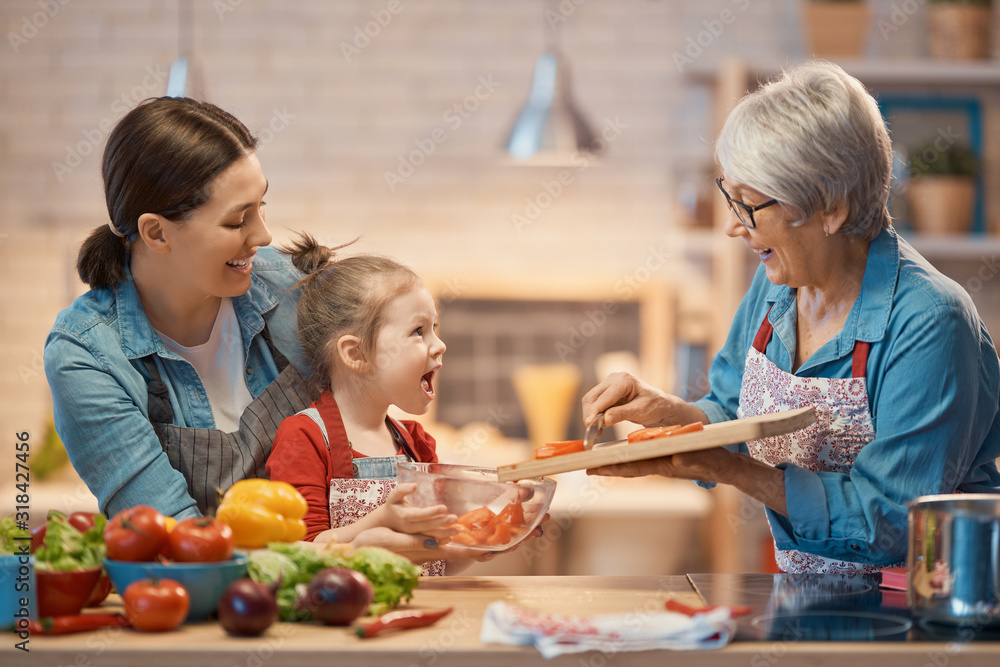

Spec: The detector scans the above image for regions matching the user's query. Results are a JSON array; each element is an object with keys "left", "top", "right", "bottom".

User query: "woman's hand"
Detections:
[
  {"left": 588, "top": 448, "right": 731, "bottom": 481},
  {"left": 588, "top": 449, "right": 788, "bottom": 516},
  {"left": 582, "top": 372, "right": 706, "bottom": 429}
]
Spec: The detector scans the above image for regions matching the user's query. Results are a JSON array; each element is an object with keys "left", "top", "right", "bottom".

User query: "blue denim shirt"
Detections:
[
  {"left": 693, "top": 227, "right": 1000, "bottom": 564},
  {"left": 44, "top": 246, "right": 307, "bottom": 520}
]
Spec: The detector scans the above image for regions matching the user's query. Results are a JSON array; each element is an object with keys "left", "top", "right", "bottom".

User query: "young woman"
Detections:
[
  {"left": 44, "top": 97, "right": 315, "bottom": 521},
  {"left": 267, "top": 236, "right": 494, "bottom": 572}
]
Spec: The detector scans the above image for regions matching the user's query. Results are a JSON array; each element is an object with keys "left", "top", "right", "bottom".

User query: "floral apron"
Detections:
[
  {"left": 295, "top": 408, "right": 446, "bottom": 576},
  {"left": 736, "top": 310, "right": 895, "bottom": 574}
]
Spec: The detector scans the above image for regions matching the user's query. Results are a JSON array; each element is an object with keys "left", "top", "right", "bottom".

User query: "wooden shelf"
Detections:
[
  {"left": 686, "top": 58, "right": 1000, "bottom": 87},
  {"left": 903, "top": 232, "right": 1000, "bottom": 261}
]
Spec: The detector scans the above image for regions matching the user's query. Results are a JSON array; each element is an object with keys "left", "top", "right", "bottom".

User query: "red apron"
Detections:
[
  {"left": 736, "top": 311, "right": 897, "bottom": 574},
  {"left": 293, "top": 408, "right": 446, "bottom": 577}
]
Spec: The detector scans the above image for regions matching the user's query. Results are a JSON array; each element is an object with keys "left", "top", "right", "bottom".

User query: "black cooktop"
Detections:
[{"left": 688, "top": 573, "right": 1000, "bottom": 643}]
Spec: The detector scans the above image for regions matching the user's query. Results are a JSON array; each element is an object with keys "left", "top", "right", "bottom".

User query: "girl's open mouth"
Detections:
[{"left": 420, "top": 369, "right": 438, "bottom": 399}]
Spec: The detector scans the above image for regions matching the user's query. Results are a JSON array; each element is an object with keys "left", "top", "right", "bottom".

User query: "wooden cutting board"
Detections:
[{"left": 496, "top": 406, "right": 816, "bottom": 482}]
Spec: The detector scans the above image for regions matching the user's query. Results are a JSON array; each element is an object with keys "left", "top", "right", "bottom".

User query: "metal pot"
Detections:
[{"left": 907, "top": 494, "right": 1000, "bottom": 627}]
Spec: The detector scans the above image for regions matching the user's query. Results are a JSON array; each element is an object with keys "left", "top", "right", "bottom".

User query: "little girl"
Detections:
[{"left": 266, "top": 234, "right": 462, "bottom": 574}]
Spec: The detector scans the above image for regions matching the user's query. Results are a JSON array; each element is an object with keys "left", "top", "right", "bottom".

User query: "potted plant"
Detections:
[
  {"left": 803, "top": 0, "right": 871, "bottom": 59},
  {"left": 906, "top": 141, "right": 980, "bottom": 234},
  {"left": 926, "top": 0, "right": 994, "bottom": 60}
]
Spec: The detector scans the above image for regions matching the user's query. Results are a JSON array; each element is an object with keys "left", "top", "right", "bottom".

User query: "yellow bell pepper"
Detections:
[{"left": 216, "top": 479, "right": 308, "bottom": 548}]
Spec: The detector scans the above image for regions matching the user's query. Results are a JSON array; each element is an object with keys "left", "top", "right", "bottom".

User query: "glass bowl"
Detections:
[{"left": 396, "top": 462, "right": 556, "bottom": 552}]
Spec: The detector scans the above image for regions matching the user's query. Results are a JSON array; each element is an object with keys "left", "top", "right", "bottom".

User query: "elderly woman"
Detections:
[{"left": 583, "top": 61, "right": 1000, "bottom": 573}]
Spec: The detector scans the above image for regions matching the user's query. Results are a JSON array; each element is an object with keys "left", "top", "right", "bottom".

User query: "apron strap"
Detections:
[
  {"left": 851, "top": 341, "right": 870, "bottom": 379},
  {"left": 142, "top": 321, "right": 288, "bottom": 425},
  {"left": 295, "top": 407, "right": 330, "bottom": 450},
  {"left": 293, "top": 409, "right": 417, "bottom": 461},
  {"left": 752, "top": 306, "right": 775, "bottom": 353},
  {"left": 753, "top": 308, "right": 870, "bottom": 378}
]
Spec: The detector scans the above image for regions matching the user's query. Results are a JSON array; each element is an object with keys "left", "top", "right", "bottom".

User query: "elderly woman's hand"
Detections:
[
  {"left": 587, "top": 447, "right": 731, "bottom": 481},
  {"left": 582, "top": 371, "right": 706, "bottom": 429}
]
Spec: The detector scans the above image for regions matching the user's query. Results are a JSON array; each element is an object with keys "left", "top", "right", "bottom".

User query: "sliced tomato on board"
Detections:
[
  {"left": 534, "top": 439, "right": 585, "bottom": 459},
  {"left": 627, "top": 422, "right": 705, "bottom": 443}
]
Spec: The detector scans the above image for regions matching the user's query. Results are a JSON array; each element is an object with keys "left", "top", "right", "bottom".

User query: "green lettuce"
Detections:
[
  {"left": 34, "top": 512, "right": 106, "bottom": 571},
  {"left": 247, "top": 542, "right": 421, "bottom": 620},
  {"left": 0, "top": 516, "right": 30, "bottom": 554}
]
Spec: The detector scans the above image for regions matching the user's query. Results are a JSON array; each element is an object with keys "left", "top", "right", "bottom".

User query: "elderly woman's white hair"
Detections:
[{"left": 715, "top": 61, "right": 893, "bottom": 241}]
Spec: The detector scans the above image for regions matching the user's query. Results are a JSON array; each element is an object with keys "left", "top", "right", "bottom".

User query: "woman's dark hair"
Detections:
[{"left": 77, "top": 97, "right": 258, "bottom": 289}]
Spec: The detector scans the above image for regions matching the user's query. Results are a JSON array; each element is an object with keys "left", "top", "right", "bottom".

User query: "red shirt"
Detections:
[{"left": 266, "top": 388, "right": 438, "bottom": 541}]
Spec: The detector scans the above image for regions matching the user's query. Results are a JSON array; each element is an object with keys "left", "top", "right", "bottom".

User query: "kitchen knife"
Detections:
[{"left": 583, "top": 412, "right": 605, "bottom": 450}]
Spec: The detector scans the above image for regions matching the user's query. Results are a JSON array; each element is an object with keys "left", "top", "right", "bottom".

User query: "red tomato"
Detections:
[
  {"left": 123, "top": 579, "right": 190, "bottom": 632},
  {"left": 454, "top": 506, "right": 494, "bottom": 529},
  {"left": 168, "top": 517, "right": 234, "bottom": 563},
  {"left": 534, "top": 439, "right": 585, "bottom": 459},
  {"left": 30, "top": 525, "right": 46, "bottom": 554},
  {"left": 67, "top": 511, "right": 99, "bottom": 533},
  {"left": 627, "top": 422, "right": 704, "bottom": 443},
  {"left": 104, "top": 505, "right": 169, "bottom": 562},
  {"left": 496, "top": 501, "right": 526, "bottom": 527}
]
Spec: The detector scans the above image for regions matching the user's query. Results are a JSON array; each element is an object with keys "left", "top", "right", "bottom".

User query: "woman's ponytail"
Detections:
[{"left": 76, "top": 224, "right": 129, "bottom": 290}]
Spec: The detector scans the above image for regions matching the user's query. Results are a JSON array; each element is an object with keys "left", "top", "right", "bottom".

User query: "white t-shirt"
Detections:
[{"left": 156, "top": 298, "right": 254, "bottom": 432}]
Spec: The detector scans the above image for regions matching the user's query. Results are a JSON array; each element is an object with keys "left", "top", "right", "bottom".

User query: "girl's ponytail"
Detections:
[{"left": 281, "top": 233, "right": 359, "bottom": 284}]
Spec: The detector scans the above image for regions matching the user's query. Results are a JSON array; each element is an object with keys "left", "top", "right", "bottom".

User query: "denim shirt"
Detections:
[
  {"left": 44, "top": 246, "right": 307, "bottom": 520},
  {"left": 693, "top": 227, "right": 1000, "bottom": 564}
]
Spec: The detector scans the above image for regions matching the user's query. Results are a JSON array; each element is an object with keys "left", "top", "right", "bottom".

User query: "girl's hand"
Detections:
[
  {"left": 377, "top": 483, "right": 458, "bottom": 539},
  {"left": 582, "top": 372, "right": 705, "bottom": 429}
]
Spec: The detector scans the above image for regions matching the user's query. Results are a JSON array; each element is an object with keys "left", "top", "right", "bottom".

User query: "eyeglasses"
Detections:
[{"left": 715, "top": 177, "right": 779, "bottom": 230}]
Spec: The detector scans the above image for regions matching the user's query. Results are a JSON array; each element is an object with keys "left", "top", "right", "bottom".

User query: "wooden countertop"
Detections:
[{"left": 7, "top": 576, "right": 1000, "bottom": 667}]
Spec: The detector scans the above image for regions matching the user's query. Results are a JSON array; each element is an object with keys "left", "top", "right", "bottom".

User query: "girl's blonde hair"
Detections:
[{"left": 281, "top": 233, "right": 421, "bottom": 384}]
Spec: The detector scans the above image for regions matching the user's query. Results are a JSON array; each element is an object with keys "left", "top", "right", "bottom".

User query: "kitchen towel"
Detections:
[{"left": 480, "top": 600, "right": 735, "bottom": 658}]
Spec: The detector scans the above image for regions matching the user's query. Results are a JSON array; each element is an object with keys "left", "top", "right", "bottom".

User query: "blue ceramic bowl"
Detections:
[{"left": 103, "top": 555, "right": 248, "bottom": 621}]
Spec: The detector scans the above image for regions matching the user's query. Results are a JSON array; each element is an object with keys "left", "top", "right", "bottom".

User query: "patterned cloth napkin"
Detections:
[{"left": 480, "top": 600, "right": 736, "bottom": 658}]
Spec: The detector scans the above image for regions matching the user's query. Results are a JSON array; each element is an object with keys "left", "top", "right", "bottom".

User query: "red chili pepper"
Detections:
[
  {"left": 665, "top": 599, "right": 752, "bottom": 617},
  {"left": 27, "top": 613, "right": 131, "bottom": 635},
  {"left": 355, "top": 607, "right": 454, "bottom": 638}
]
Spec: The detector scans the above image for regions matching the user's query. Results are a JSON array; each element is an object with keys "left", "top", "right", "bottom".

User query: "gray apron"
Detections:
[{"left": 142, "top": 325, "right": 318, "bottom": 515}]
